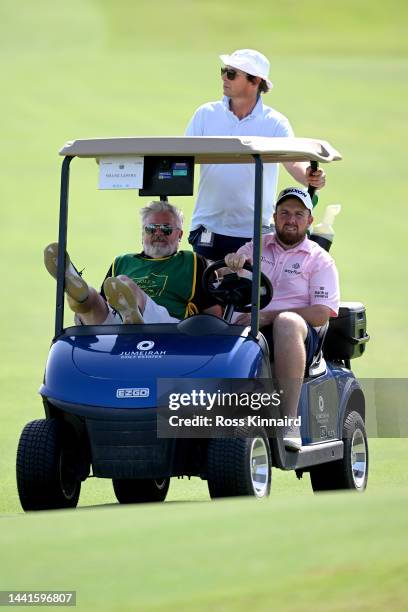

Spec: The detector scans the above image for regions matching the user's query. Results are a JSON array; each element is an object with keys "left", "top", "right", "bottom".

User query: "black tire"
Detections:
[
  {"left": 207, "top": 428, "right": 271, "bottom": 499},
  {"left": 16, "top": 419, "right": 81, "bottom": 511},
  {"left": 310, "top": 410, "right": 369, "bottom": 492},
  {"left": 112, "top": 478, "right": 170, "bottom": 503}
]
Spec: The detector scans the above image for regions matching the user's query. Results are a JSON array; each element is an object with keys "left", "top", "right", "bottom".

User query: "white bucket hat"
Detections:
[
  {"left": 276, "top": 187, "right": 314, "bottom": 212},
  {"left": 219, "top": 48, "right": 273, "bottom": 91}
]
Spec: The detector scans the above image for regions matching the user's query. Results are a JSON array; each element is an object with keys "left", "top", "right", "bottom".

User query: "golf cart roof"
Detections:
[{"left": 59, "top": 136, "right": 341, "bottom": 164}]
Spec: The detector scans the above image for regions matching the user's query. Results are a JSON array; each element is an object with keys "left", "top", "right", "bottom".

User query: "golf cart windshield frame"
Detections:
[{"left": 55, "top": 136, "right": 341, "bottom": 339}]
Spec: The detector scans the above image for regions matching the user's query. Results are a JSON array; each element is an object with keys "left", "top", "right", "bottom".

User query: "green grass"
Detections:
[
  {"left": 1, "top": 0, "right": 408, "bottom": 608},
  {"left": 2, "top": 486, "right": 408, "bottom": 610}
]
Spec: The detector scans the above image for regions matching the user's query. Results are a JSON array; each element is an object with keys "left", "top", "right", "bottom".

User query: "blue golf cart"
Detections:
[{"left": 16, "top": 136, "right": 369, "bottom": 510}]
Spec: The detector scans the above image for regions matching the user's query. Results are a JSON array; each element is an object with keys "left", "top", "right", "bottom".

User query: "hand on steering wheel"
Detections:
[{"left": 202, "top": 259, "right": 273, "bottom": 314}]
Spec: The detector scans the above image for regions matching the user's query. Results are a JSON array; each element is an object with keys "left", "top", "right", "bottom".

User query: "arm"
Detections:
[
  {"left": 203, "top": 304, "right": 223, "bottom": 317},
  {"left": 272, "top": 116, "right": 325, "bottom": 189},
  {"left": 185, "top": 107, "right": 203, "bottom": 136},
  {"left": 284, "top": 304, "right": 331, "bottom": 326},
  {"left": 229, "top": 249, "right": 338, "bottom": 327},
  {"left": 234, "top": 304, "right": 331, "bottom": 327},
  {"left": 224, "top": 250, "right": 253, "bottom": 271},
  {"left": 283, "top": 161, "right": 326, "bottom": 190},
  {"left": 259, "top": 255, "right": 339, "bottom": 327}
]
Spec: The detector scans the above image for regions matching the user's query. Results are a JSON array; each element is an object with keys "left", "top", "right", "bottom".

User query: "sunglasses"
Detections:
[
  {"left": 144, "top": 223, "right": 176, "bottom": 236},
  {"left": 220, "top": 66, "right": 240, "bottom": 80}
]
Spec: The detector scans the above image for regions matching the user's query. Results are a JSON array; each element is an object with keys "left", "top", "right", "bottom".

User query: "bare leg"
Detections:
[
  {"left": 44, "top": 242, "right": 110, "bottom": 325},
  {"left": 273, "top": 312, "right": 308, "bottom": 450},
  {"left": 67, "top": 288, "right": 109, "bottom": 324},
  {"left": 274, "top": 312, "right": 307, "bottom": 417}
]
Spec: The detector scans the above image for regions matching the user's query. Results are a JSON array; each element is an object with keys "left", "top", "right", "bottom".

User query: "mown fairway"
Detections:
[
  {"left": 1, "top": 0, "right": 407, "bottom": 608},
  {"left": 2, "top": 488, "right": 408, "bottom": 611}
]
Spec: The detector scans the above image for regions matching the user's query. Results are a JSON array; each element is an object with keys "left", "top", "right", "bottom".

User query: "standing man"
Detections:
[
  {"left": 225, "top": 187, "right": 340, "bottom": 450},
  {"left": 185, "top": 48, "right": 326, "bottom": 261}
]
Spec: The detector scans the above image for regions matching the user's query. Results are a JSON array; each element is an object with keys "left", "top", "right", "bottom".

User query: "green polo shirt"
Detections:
[{"left": 106, "top": 250, "right": 203, "bottom": 320}]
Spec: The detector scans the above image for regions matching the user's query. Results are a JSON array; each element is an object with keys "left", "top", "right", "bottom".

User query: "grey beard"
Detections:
[{"left": 143, "top": 241, "right": 177, "bottom": 258}]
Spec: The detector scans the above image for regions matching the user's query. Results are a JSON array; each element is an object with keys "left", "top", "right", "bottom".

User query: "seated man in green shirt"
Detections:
[{"left": 44, "top": 201, "right": 218, "bottom": 324}]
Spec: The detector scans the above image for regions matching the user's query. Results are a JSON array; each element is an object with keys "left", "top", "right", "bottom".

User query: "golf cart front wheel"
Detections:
[
  {"left": 16, "top": 418, "right": 81, "bottom": 511},
  {"left": 112, "top": 478, "right": 170, "bottom": 503},
  {"left": 310, "top": 410, "right": 368, "bottom": 492},
  {"left": 207, "top": 428, "right": 271, "bottom": 499}
]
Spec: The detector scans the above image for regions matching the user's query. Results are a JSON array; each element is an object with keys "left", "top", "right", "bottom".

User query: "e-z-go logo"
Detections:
[{"left": 116, "top": 387, "right": 150, "bottom": 399}]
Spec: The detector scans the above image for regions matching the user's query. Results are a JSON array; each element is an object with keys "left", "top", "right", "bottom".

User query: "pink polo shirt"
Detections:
[{"left": 237, "top": 234, "right": 340, "bottom": 317}]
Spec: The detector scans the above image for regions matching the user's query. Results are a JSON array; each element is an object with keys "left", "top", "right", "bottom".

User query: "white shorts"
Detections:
[
  {"left": 142, "top": 295, "right": 179, "bottom": 323},
  {"left": 75, "top": 296, "right": 179, "bottom": 325}
]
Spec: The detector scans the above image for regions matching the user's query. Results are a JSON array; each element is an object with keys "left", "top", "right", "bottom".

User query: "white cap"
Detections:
[
  {"left": 276, "top": 187, "right": 314, "bottom": 212},
  {"left": 219, "top": 49, "right": 273, "bottom": 91}
]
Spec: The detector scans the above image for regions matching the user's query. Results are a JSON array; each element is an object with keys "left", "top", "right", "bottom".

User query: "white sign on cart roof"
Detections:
[{"left": 98, "top": 157, "right": 144, "bottom": 190}]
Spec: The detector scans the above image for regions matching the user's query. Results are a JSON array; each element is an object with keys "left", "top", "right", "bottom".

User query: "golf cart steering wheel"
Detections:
[{"left": 202, "top": 260, "right": 273, "bottom": 313}]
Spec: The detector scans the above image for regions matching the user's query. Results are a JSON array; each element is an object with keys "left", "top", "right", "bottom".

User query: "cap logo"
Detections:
[
  {"left": 276, "top": 186, "right": 313, "bottom": 211},
  {"left": 281, "top": 188, "right": 306, "bottom": 198}
]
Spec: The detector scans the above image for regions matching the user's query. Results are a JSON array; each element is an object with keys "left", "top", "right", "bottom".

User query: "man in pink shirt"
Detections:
[{"left": 225, "top": 187, "right": 340, "bottom": 451}]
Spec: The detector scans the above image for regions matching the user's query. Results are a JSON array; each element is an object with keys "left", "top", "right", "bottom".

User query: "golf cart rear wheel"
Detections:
[
  {"left": 16, "top": 419, "right": 81, "bottom": 511},
  {"left": 112, "top": 478, "right": 170, "bottom": 503},
  {"left": 207, "top": 428, "right": 271, "bottom": 499},
  {"left": 310, "top": 411, "right": 368, "bottom": 492}
]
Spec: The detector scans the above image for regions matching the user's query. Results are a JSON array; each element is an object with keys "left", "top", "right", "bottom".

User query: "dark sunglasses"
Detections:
[
  {"left": 144, "top": 223, "right": 176, "bottom": 236},
  {"left": 220, "top": 66, "right": 239, "bottom": 80}
]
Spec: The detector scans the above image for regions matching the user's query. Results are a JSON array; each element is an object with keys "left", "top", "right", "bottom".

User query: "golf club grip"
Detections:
[{"left": 307, "top": 160, "right": 318, "bottom": 198}]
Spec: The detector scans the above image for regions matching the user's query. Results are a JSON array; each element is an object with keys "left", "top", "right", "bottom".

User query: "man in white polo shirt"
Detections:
[
  {"left": 225, "top": 187, "right": 340, "bottom": 451},
  {"left": 185, "top": 48, "right": 326, "bottom": 260}
]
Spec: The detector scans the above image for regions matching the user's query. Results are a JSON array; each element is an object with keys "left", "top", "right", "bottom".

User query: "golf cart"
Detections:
[{"left": 16, "top": 136, "right": 369, "bottom": 510}]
